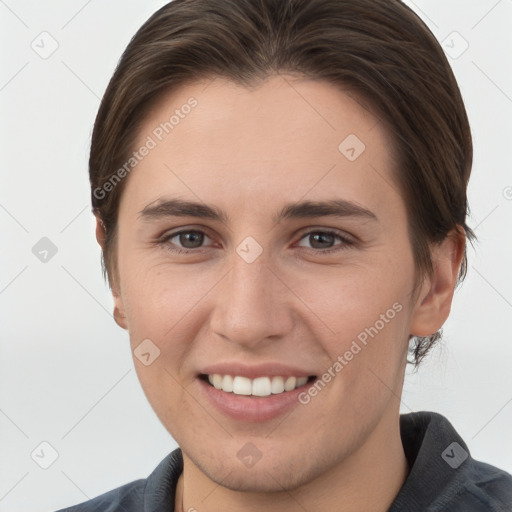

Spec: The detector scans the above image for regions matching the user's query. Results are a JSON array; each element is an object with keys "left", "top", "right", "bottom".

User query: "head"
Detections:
[{"left": 90, "top": 0, "right": 473, "bottom": 494}]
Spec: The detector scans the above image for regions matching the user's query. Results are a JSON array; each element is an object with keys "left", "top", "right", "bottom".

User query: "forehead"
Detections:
[{"left": 123, "top": 75, "right": 400, "bottom": 219}]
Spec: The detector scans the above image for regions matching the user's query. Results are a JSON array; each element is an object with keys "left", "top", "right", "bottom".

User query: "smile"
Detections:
[{"left": 203, "top": 374, "right": 315, "bottom": 397}]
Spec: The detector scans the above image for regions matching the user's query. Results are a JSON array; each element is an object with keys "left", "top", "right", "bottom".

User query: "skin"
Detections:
[{"left": 96, "top": 75, "right": 464, "bottom": 512}]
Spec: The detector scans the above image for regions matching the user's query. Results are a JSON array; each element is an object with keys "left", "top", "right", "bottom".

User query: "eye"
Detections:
[
  {"left": 158, "top": 228, "right": 354, "bottom": 255},
  {"left": 161, "top": 229, "right": 214, "bottom": 254},
  {"left": 296, "top": 229, "right": 354, "bottom": 254}
]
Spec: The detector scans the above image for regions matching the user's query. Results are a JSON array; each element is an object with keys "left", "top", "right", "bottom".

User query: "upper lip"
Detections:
[{"left": 200, "top": 362, "right": 317, "bottom": 380}]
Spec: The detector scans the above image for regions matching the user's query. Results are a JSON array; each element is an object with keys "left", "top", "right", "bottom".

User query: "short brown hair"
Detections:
[{"left": 90, "top": 0, "right": 475, "bottom": 365}]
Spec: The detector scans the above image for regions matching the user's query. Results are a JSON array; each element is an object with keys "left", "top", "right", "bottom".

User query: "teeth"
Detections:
[
  {"left": 296, "top": 377, "right": 308, "bottom": 387},
  {"left": 270, "top": 376, "right": 285, "bottom": 394},
  {"left": 207, "top": 374, "right": 309, "bottom": 396},
  {"left": 222, "top": 374, "right": 233, "bottom": 392},
  {"left": 252, "top": 376, "right": 271, "bottom": 396},
  {"left": 212, "top": 374, "right": 222, "bottom": 390},
  {"left": 233, "top": 376, "right": 252, "bottom": 395},
  {"left": 284, "top": 376, "right": 296, "bottom": 391}
]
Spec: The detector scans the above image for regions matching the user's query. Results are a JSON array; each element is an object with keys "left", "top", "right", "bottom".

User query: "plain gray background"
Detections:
[{"left": 1, "top": 1, "right": 511, "bottom": 511}]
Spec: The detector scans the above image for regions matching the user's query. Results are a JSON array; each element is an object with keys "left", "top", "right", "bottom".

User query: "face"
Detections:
[{"left": 111, "top": 75, "right": 426, "bottom": 492}]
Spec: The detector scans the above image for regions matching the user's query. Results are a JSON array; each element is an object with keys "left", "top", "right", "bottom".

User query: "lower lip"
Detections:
[{"left": 198, "top": 377, "right": 313, "bottom": 422}]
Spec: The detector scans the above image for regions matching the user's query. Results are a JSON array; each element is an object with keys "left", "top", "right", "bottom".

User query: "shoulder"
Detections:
[
  {"left": 54, "top": 478, "right": 146, "bottom": 512},
  {"left": 54, "top": 448, "right": 183, "bottom": 512},
  {"left": 446, "top": 457, "right": 512, "bottom": 511},
  {"left": 392, "top": 411, "right": 512, "bottom": 511}
]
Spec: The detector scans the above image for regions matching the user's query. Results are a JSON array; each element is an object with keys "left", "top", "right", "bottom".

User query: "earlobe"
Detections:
[
  {"left": 112, "top": 278, "right": 128, "bottom": 330},
  {"left": 113, "top": 294, "right": 128, "bottom": 330},
  {"left": 95, "top": 216, "right": 106, "bottom": 249},
  {"left": 410, "top": 229, "right": 466, "bottom": 337}
]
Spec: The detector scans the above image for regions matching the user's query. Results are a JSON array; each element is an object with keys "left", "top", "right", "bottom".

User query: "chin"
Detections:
[
  {"left": 187, "top": 442, "right": 334, "bottom": 494},
  {"left": 199, "top": 461, "right": 310, "bottom": 493}
]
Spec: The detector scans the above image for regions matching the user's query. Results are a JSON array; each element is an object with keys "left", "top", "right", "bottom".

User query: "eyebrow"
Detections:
[{"left": 138, "top": 198, "right": 378, "bottom": 224}]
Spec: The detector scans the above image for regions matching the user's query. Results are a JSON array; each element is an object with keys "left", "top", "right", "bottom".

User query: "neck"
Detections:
[{"left": 175, "top": 410, "right": 408, "bottom": 512}]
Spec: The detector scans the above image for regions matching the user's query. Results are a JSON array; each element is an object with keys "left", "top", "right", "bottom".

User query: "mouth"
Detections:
[{"left": 199, "top": 373, "right": 317, "bottom": 397}]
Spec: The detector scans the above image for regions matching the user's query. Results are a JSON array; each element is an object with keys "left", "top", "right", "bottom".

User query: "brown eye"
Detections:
[
  {"left": 296, "top": 230, "right": 354, "bottom": 254},
  {"left": 307, "top": 232, "right": 336, "bottom": 249},
  {"left": 175, "top": 231, "right": 205, "bottom": 249},
  {"left": 161, "top": 230, "right": 214, "bottom": 253}
]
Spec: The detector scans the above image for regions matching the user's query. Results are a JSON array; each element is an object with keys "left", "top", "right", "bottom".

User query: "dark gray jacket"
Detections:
[{"left": 56, "top": 411, "right": 512, "bottom": 511}]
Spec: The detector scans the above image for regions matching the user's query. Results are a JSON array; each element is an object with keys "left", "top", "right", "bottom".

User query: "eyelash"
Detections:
[{"left": 157, "top": 228, "right": 355, "bottom": 255}]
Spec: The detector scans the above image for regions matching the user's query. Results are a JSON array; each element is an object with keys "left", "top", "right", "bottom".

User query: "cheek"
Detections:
[
  {"left": 118, "top": 220, "right": 415, "bottom": 371},
  {"left": 294, "top": 259, "right": 413, "bottom": 411},
  {"left": 302, "top": 278, "right": 411, "bottom": 434},
  {"left": 292, "top": 258, "right": 412, "bottom": 343},
  {"left": 119, "top": 259, "right": 220, "bottom": 354},
  {"left": 120, "top": 247, "right": 413, "bottom": 344}
]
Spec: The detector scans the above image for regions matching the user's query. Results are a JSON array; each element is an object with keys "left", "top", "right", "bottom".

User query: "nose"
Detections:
[{"left": 209, "top": 252, "right": 294, "bottom": 349}]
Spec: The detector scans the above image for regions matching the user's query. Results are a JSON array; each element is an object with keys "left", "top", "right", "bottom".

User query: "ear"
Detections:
[
  {"left": 410, "top": 229, "right": 465, "bottom": 337},
  {"left": 95, "top": 214, "right": 106, "bottom": 249},
  {"left": 95, "top": 216, "right": 128, "bottom": 330}
]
